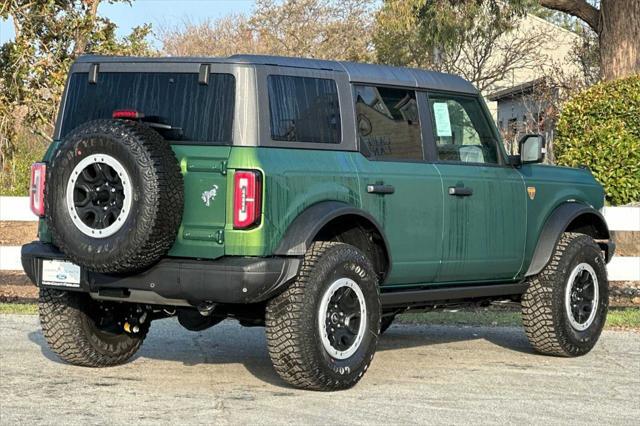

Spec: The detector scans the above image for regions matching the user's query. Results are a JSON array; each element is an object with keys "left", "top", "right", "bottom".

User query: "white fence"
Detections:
[
  {"left": 1, "top": 197, "right": 638, "bottom": 280},
  {"left": 0, "top": 196, "right": 35, "bottom": 221}
]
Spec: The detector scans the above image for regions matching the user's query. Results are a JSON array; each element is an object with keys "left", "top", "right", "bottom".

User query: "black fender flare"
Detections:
[
  {"left": 525, "top": 202, "right": 611, "bottom": 277},
  {"left": 274, "top": 201, "right": 391, "bottom": 260}
]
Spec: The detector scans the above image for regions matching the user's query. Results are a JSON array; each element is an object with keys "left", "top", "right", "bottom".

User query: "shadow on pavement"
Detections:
[{"left": 27, "top": 319, "right": 538, "bottom": 389}]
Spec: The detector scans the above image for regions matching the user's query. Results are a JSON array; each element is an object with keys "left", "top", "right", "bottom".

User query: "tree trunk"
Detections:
[
  {"left": 72, "top": 0, "right": 101, "bottom": 56},
  {"left": 599, "top": 0, "right": 640, "bottom": 80}
]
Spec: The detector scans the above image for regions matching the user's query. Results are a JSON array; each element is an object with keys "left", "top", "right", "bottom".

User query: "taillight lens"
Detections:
[
  {"left": 112, "top": 109, "right": 144, "bottom": 119},
  {"left": 233, "top": 170, "right": 262, "bottom": 229},
  {"left": 30, "top": 162, "right": 46, "bottom": 217}
]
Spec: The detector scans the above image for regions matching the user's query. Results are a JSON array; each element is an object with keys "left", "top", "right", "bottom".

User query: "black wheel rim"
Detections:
[
  {"left": 73, "top": 162, "right": 125, "bottom": 229},
  {"left": 66, "top": 154, "right": 132, "bottom": 238},
  {"left": 325, "top": 286, "right": 363, "bottom": 351},
  {"left": 565, "top": 262, "right": 599, "bottom": 330},
  {"left": 319, "top": 278, "right": 367, "bottom": 359},
  {"left": 569, "top": 270, "right": 595, "bottom": 324}
]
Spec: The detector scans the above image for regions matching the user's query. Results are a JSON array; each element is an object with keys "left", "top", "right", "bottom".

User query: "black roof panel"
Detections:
[{"left": 76, "top": 54, "right": 477, "bottom": 94}]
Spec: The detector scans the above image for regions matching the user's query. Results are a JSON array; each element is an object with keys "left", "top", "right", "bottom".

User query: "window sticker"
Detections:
[{"left": 433, "top": 102, "right": 452, "bottom": 137}]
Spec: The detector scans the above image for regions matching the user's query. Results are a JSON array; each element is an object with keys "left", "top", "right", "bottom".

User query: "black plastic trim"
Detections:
[
  {"left": 525, "top": 203, "right": 611, "bottom": 277},
  {"left": 22, "top": 242, "right": 300, "bottom": 305},
  {"left": 274, "top": 201, "right": 391, "bottom": 259},
  {"left": 380, "top": 282, "right": 527, "bottom": 308}
]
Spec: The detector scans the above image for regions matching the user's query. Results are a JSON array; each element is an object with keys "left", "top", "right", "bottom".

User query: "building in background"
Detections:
[
  {"left": 481, "top": 14, "right": 580, "bottom": 154},
  {"left": 488, "top": 78, "right": 558, "bottom": 155}
]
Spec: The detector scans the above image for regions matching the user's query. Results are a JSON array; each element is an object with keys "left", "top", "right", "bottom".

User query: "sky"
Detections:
[{"left": 0, "top": 0, "right": 255, "bottom": 46}]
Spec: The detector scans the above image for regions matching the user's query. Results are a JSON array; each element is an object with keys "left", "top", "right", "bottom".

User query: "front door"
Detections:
[
  {"left": 353, "top": 85, "right": 443, "bottom": 285},
  {"left": 426, "top": 93, "right": 527, "bottom": 282}
]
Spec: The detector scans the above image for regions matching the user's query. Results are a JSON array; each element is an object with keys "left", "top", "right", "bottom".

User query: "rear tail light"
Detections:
[
  {"left": 30, "top": 162, "right": 46, "bottom": 217},
  {"left": 233, "top": 170, "right": 262, "bottom": 229}
]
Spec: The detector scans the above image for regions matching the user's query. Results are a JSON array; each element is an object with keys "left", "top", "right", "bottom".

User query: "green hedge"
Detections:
[
  {"left": 555, "top": 75, "right": 640, "bottom": 206},
  {"left": 0, "top": 133, "right": 48, "bottom": 196}
]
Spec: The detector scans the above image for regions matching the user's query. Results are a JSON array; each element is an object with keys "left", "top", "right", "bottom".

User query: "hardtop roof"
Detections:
[{"left": 75, "top": 54, "right": 478, "bottom": 95}]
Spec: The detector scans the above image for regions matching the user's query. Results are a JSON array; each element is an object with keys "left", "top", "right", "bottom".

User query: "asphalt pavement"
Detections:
[{"left": 1, "top": 314, "right": 638, "bottom": 425}]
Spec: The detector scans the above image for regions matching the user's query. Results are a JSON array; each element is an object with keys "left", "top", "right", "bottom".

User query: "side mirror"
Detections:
[{"left": 518, "top": 134, "right": 546, "bottom": 164}]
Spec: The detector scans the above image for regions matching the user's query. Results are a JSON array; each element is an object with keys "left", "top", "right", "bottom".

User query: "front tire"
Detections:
[
  {"left": 39, "top": 288, "right": 147, "bottom": 367},
  {"left": 522, "top": 232, "right": 608, "bottom": 357},
  {"left": 265, "top": 242, "right": 381, "bottom": 391}
]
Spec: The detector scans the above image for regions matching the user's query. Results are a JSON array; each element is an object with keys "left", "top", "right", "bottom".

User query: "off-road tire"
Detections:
[
  {"left": 522, "top": 232, "right": 608, "bottom": 357},
  {"left": 46, "top": 119, "right": 183, "bottom": 273},
  {"left": 380, "top": 314, "right": 396, "bottom": 335},
  {"left": 39, "top": 288, "right": 146, "bottom": 367},
  {"left": 265, "top": 242, "right": 381, "bottom": 391}
]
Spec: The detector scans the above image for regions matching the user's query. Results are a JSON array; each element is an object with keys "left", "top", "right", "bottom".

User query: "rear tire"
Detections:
[
  {"left": 522, "top": 232, "right": 608, "bottom": 357},
  {"left": 39, "top": 288, "right": 146, "bottom": 367},
  {"left": 265, "top": 242, "right": 381, "bottom": 391}
]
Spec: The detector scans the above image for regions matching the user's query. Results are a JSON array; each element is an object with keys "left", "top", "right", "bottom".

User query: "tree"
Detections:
[
  {"left": 374, "top": 1, "right": 550, "bottom": 93},
  {"left": 390, "top": 0, "right": 639, "bottom": 81},
  {"left": 536, "top": 0, "right": 640, "bottom": 81},
  {"left": 0, "top": 0, "right": 152, "bottom": 166},
  {"left": 160, "top": 15, "right": 262, "bottom": 58},
  {"left": 160, "top": 0, "right": 375, "bottom": 62}
]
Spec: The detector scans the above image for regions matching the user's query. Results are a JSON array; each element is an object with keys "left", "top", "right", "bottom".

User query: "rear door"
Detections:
[
  {"left": 425, "top": 93, "right": 527, "bottom": 282},
  {"left": 353, "top": 85, "right": 443, "bottom": 285},
  {"left": 59, "top": 66, "right": 237, "bottom": 259}
]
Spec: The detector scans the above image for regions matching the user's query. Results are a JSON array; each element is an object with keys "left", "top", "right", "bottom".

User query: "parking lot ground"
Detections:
[{"left": 1, "top": 314, "right": 639, "bottom": 425}]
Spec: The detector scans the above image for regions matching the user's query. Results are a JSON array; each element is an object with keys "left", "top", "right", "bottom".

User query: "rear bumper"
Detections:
[{"left": 21, "top": 242, "right": 300, "bottom": 306}]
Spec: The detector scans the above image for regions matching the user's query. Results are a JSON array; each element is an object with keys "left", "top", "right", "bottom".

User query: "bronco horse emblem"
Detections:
[{"left": 201, "top": 185, "right": 219, "bottom": 207}]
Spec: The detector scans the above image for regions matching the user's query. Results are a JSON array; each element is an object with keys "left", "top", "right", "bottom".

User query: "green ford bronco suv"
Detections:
[{"left": 22, "top": 55, "right": 615, "bottom": 391}]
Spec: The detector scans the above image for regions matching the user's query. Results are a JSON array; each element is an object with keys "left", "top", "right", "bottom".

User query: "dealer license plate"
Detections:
[{"left": 41, "top": 260, "right": 81, "bottom": 288}]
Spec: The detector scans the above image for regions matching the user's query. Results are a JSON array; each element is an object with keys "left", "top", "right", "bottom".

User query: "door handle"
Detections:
[
  {"left": 448, "top": 186, "right": 473, "bottom": 196},
  {"left": 367, "top": 184, "right": 395, "bottom": 195}
]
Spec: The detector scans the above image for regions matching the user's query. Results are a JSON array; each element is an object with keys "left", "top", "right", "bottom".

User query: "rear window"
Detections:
[
  {"left": 268, "top": 75, "right": 340, "bottom": 144},
  {"left": 60, "top": 72, "right": 235, "bottom": 143}
]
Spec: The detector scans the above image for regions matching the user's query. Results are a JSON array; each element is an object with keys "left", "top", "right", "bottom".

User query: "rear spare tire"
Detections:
[{"left": 46, "top": 119, "right": 183, "bottom": 273}]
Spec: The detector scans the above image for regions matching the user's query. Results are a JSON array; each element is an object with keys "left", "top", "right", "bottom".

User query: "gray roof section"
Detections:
[
  {"left": 487, "top": 77, "right": 546, "bottom": 101},
  {"left": 76, "top": 54, "right": 478, "bottom": 94}
]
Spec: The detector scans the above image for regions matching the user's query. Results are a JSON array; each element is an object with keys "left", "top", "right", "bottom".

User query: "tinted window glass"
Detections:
[
  {"left": 355, "top": 85, "right": 422, "bottom": 161},
  {"left": 428, "top": 95, "right": 499, "bottom": 164},
  {"left": 61, "top": 72, "right": 235, "bottom": 143},
  {"left": 268, "top": 75, "right": 340, "bottom": 143}
]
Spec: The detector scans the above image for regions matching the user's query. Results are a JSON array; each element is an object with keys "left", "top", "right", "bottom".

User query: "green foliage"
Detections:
[
  {"left": 0, "top": 0, "right": 153, "bottom": 192},
  {"left": 555, "top": 75, "right": 640, "bottom": 205},
  {"left": 0, "top": 131, "right": 48, "bottom": 196},
  {"left": 375, "top": 0, "right": 517, "bottom": 68},
  {"left": 0, "top": 303, "right": 39, "bottom": 315}
]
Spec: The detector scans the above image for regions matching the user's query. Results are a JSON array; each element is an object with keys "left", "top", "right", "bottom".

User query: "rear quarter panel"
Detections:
[
  {"left": 518, "top": 163, "right": 605, "bottom": 277},
  {"left": 224, "top": 147, "right": 362, "bottom": 256}
]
